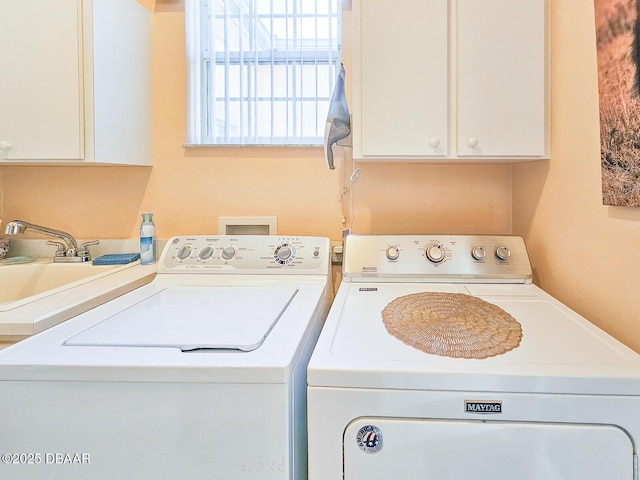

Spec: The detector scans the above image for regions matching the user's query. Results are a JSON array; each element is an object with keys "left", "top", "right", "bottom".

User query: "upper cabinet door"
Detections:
[
  {"left": 457, "top": 0, "right": 547, "bottom": 157},
  {"left": 0, "top": 0, "right": 83, "bottom": 160},
  {"left": 354, "top": 0, "right": 449, "bottom": 158}
]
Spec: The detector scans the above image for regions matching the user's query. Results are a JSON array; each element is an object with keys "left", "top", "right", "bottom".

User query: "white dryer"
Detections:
[
  {"left": 308, "top": 234, "right": 640, "bottom": 480},
  {"left": 0, "top": 235, "right": 332, "bottom": 480}
]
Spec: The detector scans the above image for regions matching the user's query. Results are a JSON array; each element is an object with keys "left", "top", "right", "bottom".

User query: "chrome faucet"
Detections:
[{"left": 4, "top": 220, "right": 98, "bottom": 263}]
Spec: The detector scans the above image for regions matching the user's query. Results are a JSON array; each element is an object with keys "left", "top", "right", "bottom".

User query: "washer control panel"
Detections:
[
  {"left": 343, "top": 235, "right": 532, "bottom": 283},
  {"left": 159, "top": 236, "right": 330, "bottom": 274}
]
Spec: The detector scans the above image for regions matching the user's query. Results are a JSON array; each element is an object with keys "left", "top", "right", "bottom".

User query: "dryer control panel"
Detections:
[
  {"left": 158, "top": 236, "right": 330, "bottom": 275},
  {"left": 343, "top": 235, "right": 532, "bottom": 284}
]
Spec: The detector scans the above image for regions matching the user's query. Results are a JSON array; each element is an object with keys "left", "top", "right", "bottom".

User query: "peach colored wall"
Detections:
[
  {"left": 0, "top": 3, "right": 511, "bottom": 243},
  {"left": 513, "top": 1, "right": 640, "bottom": 352}
]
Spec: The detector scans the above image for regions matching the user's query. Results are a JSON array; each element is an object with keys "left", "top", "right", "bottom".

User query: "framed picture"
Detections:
[{"left": 595, "top": 0, "right": 640, "bottom": 206}]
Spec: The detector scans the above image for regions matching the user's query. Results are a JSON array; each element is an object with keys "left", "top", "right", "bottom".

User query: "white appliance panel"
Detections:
[
  {"left": 342, "top": 235, "right": 533, "bottom": 283},
  {"left": 65, "top": 285, "right": 298, "bottom": 351},
  {"left": 344, "top": 418, "right": 633, "bottom": 479},
  {"left": 1, "top": 380, "right": 291, "bottom": 480}
]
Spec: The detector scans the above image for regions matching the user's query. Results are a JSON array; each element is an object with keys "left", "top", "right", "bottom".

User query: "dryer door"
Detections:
[{"left": 344, "top": 418, "right": 634, "bottom": 479}]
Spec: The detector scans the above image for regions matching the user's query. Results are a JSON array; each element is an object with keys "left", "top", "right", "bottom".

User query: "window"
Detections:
[{"left": 185, "top": 0, "right": 343, "bottom": 146}]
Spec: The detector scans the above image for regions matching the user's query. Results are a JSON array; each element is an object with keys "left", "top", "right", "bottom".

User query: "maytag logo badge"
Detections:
[{"left": 465, "top": 400, "right": 502, "bottom": 414}]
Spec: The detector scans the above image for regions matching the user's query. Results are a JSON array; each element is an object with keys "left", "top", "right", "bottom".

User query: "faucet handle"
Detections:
[
  {"left": 78, "top": 240, "right": 100, "bottom": 259},
  {"left": 79, "top": 240, "right": 100, "bottom": 251},
  {"left": 46, "top": 240, "right": 67, "bottom": 256}
]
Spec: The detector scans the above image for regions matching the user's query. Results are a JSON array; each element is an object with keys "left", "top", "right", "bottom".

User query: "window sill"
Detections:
[{"left": 183, "top": 144, "right": 323, "bottom": 149}]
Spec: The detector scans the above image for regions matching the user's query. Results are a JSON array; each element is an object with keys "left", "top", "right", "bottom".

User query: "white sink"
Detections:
[
  {"left": 0, "top": 258, "right": 156, "bottom": 341},
  {"left": 0, "top": 259, "right": 129, "bottom": 311}
]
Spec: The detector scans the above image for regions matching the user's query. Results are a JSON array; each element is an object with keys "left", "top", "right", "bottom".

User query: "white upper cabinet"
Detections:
[
  {"left": 356, "top": 0, "right": 449, "bottom": 157},
  {"left": 0, "top": 0, "right": 152, "bottom": 165},
  {"left": 352, "top": 0, "right": 549, "bottom": 162}
]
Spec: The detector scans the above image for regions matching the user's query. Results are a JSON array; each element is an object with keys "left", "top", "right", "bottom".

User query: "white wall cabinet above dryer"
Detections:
[
  {"left": 351, "top": 0, "right": 549, "bottom": 162},
  {"left": 0, "top": 0, "right": 152, "bottom": 166}
]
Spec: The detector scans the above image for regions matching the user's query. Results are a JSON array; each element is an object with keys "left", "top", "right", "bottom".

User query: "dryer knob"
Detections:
[
  {"left": 221, "top": 246, "right": 236, "bottom": 260},
  {"left": 386, "top": 246, "right": 400, "bottom": 260},
  {"left": 426, "top": 244, "right": 445, "bottom": 264},
  {"left": 496, "top": 246, "right": 511, "bottom": 261},
  {"left": 471, "top": 246, "right": 487, "bottom": 261}
]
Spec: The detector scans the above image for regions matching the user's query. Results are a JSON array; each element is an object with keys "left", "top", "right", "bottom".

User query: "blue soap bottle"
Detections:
[{"left": 140, "top": 212, "right": 156, "bottom": 264}]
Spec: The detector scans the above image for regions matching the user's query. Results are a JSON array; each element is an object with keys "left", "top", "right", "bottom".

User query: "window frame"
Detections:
[{"left": 185, "top": 0, "right": 343, "bottom": 147}]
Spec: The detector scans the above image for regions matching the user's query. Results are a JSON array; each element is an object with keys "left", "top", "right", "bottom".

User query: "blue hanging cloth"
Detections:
[{"left": 324, "top": 64, "right": 351, "bottom": 170}]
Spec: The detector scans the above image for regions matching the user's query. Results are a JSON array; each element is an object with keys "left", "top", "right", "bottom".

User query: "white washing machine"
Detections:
[
  {"left": 308, "top": 234, "right": 640, "bottom": 479},
  {"left": 0, "top": 235, "right": 332, "bottom": 480}
]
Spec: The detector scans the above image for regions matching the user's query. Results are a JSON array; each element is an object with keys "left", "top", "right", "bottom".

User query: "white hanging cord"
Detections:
[
  {"left": 338, "top": 149, "right": 361, "bottom": 235},
  {"left": 347, "top": 159, "right": 361, "bottom": 233}
]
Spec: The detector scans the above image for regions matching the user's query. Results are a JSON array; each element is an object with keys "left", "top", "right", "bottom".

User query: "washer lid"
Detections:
[{"left": 64, "top": 286, "right": 298, "bottom": 351}]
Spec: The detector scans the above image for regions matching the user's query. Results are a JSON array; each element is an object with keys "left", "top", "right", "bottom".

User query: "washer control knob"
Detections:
[
  {"left": 471, "top": 246, "right": 486, "bottom": 261},
  {"left": 198, "top": 245, "right": 214, "bottom": 260},
  {"left": 177, "top": 245, "right": 192, "bottom": 260},
  {"left": 274, "top": 244, "right": 296, "bottom": 264},
  {"left": 496, "top": 246, "right": 511, "bottom": 261},
  {"left": 426, "top": 244, "right": 445, "bottom": 263},
  {"left": 277, "top": 245, "right": 292, "bottom": 261},
  {"left": 386, "top": 246, "right": 400, "bottom": 260},
  {"left": 221, "top": 246, "right": 236, "bottom": 260}
]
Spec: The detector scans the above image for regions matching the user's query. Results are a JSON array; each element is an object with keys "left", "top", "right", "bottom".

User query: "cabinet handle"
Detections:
[
  {"left": 467, "top": 136, "right": 479, "bottom": 148},
  {"left": 429, "top": 137, "right": 440, "bottom": 148},
  {"left": 0, "top": 141, "right": 12, "bottom": 151}
]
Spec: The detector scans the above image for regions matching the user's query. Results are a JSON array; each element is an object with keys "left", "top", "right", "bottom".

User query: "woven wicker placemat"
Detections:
[{"left": 382, "top": 292, "right": 522, "bottom": 359}]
